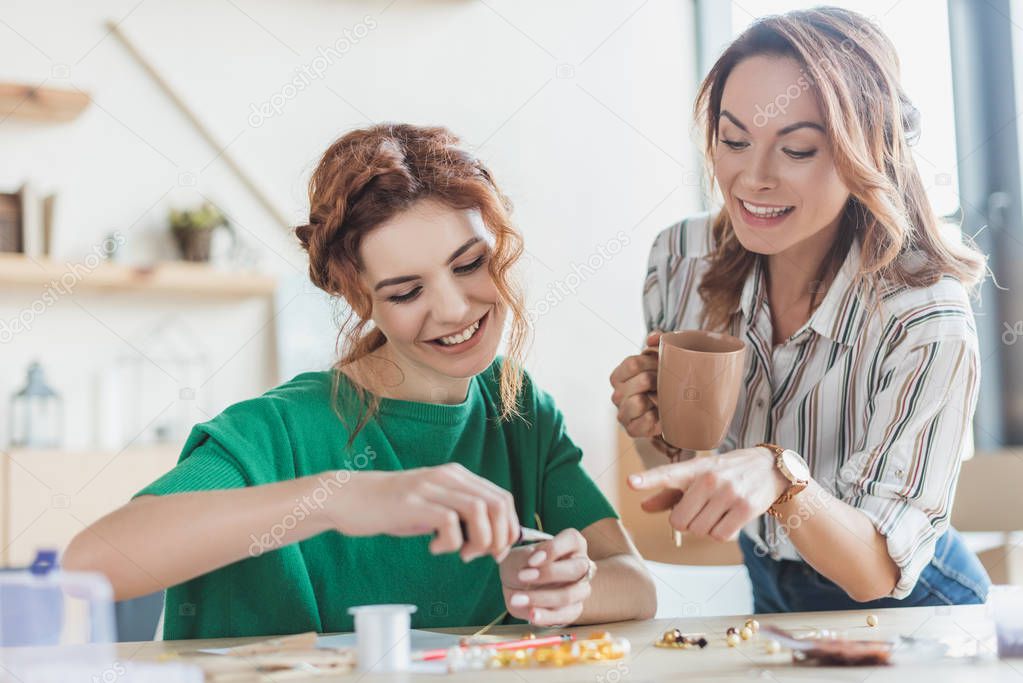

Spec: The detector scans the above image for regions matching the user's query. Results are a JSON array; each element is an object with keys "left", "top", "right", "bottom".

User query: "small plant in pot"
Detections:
[{"left": 169, "top": 202, "right": 229, "bottom": 262}]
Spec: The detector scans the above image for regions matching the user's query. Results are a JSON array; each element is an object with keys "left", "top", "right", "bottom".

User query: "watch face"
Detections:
[{"left": 781, "top": 449, "right": 810, "bottom": 480}]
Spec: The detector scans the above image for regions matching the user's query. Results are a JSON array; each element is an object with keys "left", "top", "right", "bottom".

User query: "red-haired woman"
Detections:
[
  {"left": 66, "top": 124, "right": 655, "bottom": 639},
  {"left": 611, "top": 7, "right": 990, "bottom": 612}
]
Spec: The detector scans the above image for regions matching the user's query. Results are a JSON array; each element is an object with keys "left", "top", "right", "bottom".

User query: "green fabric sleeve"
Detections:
[
  {"left": 134, "top": 438, "right": 247, "bottom": 497},
  {"left": 533, "top": 383, "right": 618, "bottom": 535}
]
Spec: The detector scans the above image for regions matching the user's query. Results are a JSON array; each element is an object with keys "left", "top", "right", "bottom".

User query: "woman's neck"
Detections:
[
  {"left": 343, "top": 344, "right": 474, "bottom": 405},
  {"left": 765, "top": 219, "right": 841, "bottom": 314}
]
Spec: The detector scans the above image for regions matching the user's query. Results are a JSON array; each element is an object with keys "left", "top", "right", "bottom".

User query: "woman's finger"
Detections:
[
  {"left": 668, "top": 482, "right": 711, "bottom": 533},
  {"left": 511, "top": 578, "right": 592, "bottom": 609},
  {"left": 625, "top": 410, "right": 660, "bottom": 439},
  {"left": 517, "top": 556, "right": 591, "bottom": 585},
  {"left": 529, "top": 604, "right": 584, "bottom": 627},
  {"left": 628, "top": 457, "right": 714, "bottom": 491},
  {"left": 639, "top": 487, "right": 682, "bottom": 512},
  {"left": 709, "top": 506, "right": 751, "bottom": 543},
  {"left": 419, "top": 484, "right": 492, "bottom": 560},
  {"left": 617, "top": 393, "right": 655, "bottom": 425},
  {"left": 686, "top": 490, "right": 732, "bottom": 536},
  {"left": 609, "top": 354, "right": 658, "bottom": 388},
  {"left": 527, "top": 529, "right": 586, "bottom": 568},
  {"left": 418, "top": 503, "right": 463, "bottom": 555},
  {"left": 431, "top": 466, "right": 517, "bottom": 559},
  {"left": 611, "top": 370, "right": 657, "bottom": 407}
]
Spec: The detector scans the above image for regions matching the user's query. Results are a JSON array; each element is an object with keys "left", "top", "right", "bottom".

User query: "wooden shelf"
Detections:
[
  {"left": 0, "top": 252, "right": 276, "bottom": 298},
  {"left": 0, "top": 82, "right": 91, "bottom": 123}
]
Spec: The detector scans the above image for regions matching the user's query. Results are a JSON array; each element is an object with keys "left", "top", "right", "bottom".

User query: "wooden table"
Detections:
[{"left": 81, "top": 604, "right": 1023, "bottom": 681}]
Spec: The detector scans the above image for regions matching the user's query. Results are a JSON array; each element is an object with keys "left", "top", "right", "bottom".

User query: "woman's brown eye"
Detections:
[
  {"left": 388, "top": 287, "right": 422, "bottom": 303},
  {"left": 785, "top": 148, "right": 817, "bottom": 159},
  {"left": 454, "top": 255, "right": 486, "bottom": 275}
]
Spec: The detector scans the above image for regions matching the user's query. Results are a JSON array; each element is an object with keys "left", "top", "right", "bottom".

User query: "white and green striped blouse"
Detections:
[{"left": 643, "top": 212, "right": 980, "bottom": 599}]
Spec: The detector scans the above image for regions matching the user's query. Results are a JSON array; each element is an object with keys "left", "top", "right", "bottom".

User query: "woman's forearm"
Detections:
[
  {"left": 577, "top": 553, "right": 657, "bottom": 623},
  {"left": 773, "top": 480, "right": 899, "bottom": 602},
  {"left": 63, "top": 473, "right": 342, "bottom": 601}
]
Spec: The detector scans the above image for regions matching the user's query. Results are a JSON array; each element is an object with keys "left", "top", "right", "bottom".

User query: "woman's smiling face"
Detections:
[
  {"left": 359, "top": 198, "right": 506, "bottom": 385},
  {"left": 714, "top": 55, "right": 851, "bottom": 255}
]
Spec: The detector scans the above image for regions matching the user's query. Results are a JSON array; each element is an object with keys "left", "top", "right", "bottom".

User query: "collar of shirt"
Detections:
[{"left": 735, "top": 239, "right": 872, "bottom": 348}]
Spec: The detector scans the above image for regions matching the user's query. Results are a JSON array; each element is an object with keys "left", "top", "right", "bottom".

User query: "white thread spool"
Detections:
[{"left": 348, "top": 604, "right": 417, "bottom": 672}]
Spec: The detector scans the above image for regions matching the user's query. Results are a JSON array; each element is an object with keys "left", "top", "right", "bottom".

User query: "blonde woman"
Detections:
[
  {"left": 611, "top": 7, "right": 989, "bottom": 611},
  {"left": 67, "top": 124, "right": 655, "bottom": 639}
]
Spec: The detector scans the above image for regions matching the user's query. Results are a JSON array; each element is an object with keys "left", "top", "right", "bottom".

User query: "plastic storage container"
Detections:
[{"left": 0, "top": 550, "right": 117, "bottom": 682}]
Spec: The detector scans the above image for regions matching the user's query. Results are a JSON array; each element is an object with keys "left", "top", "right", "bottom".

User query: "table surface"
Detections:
[{"left": 73, "top": 604, "right": 1022, "bottom": 682}]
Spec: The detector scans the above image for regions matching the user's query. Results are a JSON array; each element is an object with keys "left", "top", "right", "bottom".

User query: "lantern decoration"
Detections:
[{"left": 9, "top": 361, "right": 63, "bottom": 449}]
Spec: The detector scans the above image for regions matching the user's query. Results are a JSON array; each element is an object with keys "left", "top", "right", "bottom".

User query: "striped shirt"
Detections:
[{"left": 643, "top": 212, "right": 981, "bottom": 599}]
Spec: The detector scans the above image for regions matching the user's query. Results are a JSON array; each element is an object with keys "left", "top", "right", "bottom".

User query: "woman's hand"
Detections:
[
  {"left": 610, "top": 332, "right": 664, "bottom": 439},
  {"left": 628, "top": 447, "right": 788, "bottom": 541},
  {"left": 331, "top": 463, "right": 520, "bottom": 562},
  {"left": 499, "top": 528, "right": 596, "bottom": 627}
]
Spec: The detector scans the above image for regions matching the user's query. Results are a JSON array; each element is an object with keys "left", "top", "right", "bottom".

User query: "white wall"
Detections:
[{"left": 0, "top": 0, "right": 702, "bottom": 500}]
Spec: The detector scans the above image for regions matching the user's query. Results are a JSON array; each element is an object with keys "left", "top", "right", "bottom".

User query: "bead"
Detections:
[
  {"left": 765, "top": 639, "right": 781, "bottom": 654},
  {"left": 740, "top": 626, "right": 753, "bottom": 641},
  {"left": 726, "top": 633, "right": 741, "bottom": 647},
  {"left": 867, "top": 614, "right": 879, "bottom": 627},
  {"left": 745, "top": 618, "right": 760, "bottom": 632},
  {"left": 662, "top": 629, "right": 677, "bottom": 643},
  {"left": 726, "top": 626, "right": 738, "bottom": 636}
]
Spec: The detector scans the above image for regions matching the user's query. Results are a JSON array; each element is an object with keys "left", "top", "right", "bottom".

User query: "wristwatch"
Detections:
[{"left": 755, "top": 443, "right": 810, "bottom": 518}]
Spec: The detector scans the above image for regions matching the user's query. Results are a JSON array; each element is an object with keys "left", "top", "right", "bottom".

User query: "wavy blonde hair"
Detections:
[
  {"left": 694, "top": 6, "right": 985, "bottom": 331},
  {"left": 295, "top": 124, "right": 529, "bottom": 442}
]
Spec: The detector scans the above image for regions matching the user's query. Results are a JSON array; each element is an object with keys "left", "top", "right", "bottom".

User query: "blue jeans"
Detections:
[{"left": 739, "top": 527, "right": 990, "bottom": 613}]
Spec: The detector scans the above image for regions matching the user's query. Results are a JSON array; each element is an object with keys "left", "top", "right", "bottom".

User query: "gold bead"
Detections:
[
  {"left": 765, "top": 639, "right": 781, "bottom": 654},
  {"left": 745, "top": 618, "right": 760, "bottom": 632},
  {"left": 867, "top": 614, "right": 879, "bottom": 627},
  {"left": 726, "top": 633, "right": 741, "bottom": 647},
  {"left": 740, "top": 626, "right": 753, "bottom": 640}
]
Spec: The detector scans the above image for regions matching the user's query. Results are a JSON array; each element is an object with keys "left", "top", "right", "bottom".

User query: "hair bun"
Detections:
[{"left": 294, "top": 221, "right": 315, "bottom": 250}]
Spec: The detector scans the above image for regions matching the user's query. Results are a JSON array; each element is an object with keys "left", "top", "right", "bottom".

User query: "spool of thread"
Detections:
[{"left": 348, "top": 604, "right": 417, "bottom": 672}]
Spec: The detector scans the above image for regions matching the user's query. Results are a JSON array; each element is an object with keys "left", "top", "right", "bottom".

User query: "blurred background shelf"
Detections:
[
  {"left": 0, "top": 252, "right": 276, "bottom": 298},
  {"left": 0, "top": 446, "right": 182, "bottom": 566}
]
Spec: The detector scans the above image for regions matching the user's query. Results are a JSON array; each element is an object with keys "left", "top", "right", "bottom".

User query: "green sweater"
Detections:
[{"left": 135, "top": 359, "right": 617, "bottom": 640}]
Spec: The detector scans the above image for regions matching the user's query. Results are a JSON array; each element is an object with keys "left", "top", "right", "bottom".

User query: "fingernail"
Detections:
[
  {"left": 528, "top": 551, "right": 547, "bottom": 566},
  {"left": 510, "top": 593, "right": 529, "bottom": 607},
  {"left": 462, "top": 552, "right": 480, "bottom": 563},
  {"left": 629, "top": 474, "right": 643, "bottom": 486},
  {"left": 518, "top": 568, "right": 540, "bottom": 582}
]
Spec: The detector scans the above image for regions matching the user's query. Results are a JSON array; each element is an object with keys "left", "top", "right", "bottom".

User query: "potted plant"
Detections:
[{"left": 169, "top": 202, "right": 229, "bottom": 262}]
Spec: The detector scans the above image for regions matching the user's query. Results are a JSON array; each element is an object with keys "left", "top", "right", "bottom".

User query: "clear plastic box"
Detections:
[{"left": 0, "top": 550, "right": 117, "bottom": 682}]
